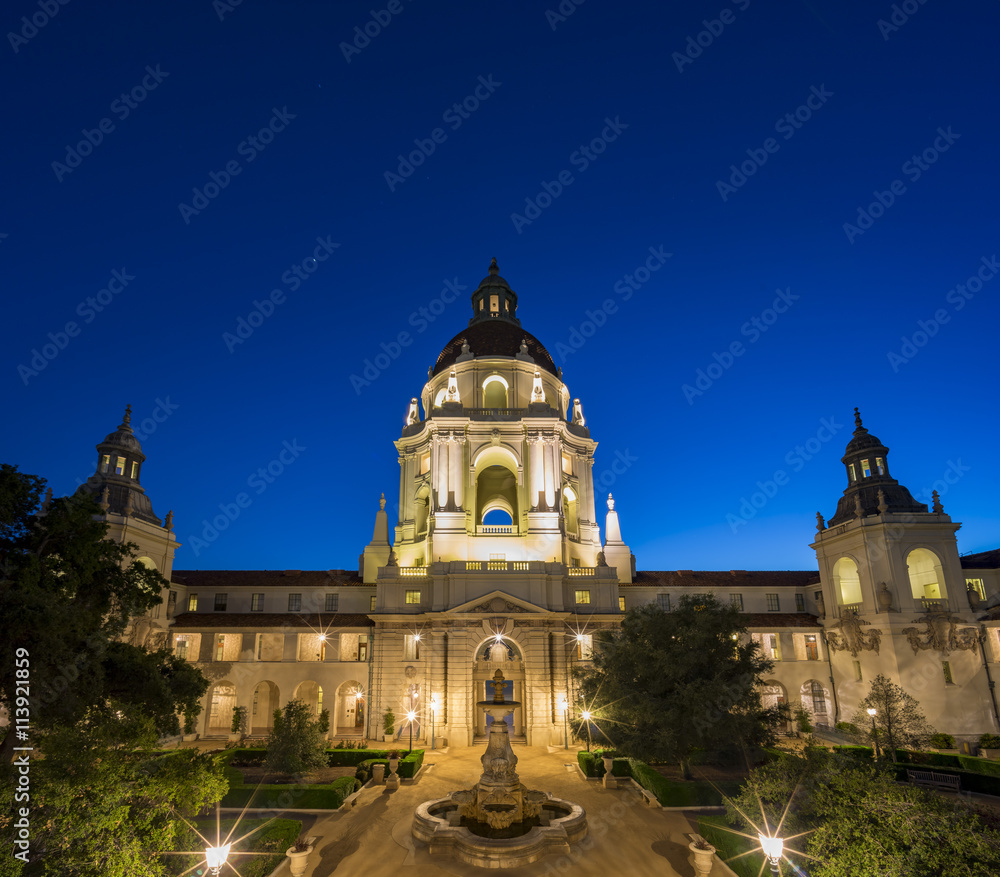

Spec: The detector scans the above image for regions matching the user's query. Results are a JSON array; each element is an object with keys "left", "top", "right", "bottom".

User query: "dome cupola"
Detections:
[{"left": 469, "top": 257, "right": 520, "bottom": 327}]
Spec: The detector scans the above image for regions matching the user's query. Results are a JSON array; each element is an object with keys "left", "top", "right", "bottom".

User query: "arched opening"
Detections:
[
  {"left": 336, "top": 680, "right": 364, "bottom": 734},
  {"left": 907, "top": 548, "right": 947, "bottom": 601},
  {"left": 433, "top": 387, "right": 447, "bottom": 408},
  {"left": 483, "top": 375, "right": 508, "bottom": 409},
  {"left": 414, "top": 485, "right": 430, "bottom": 539},
  {"left": 293, "top": 680, "right": 323, "bottom": 717},
  {"left": 800, "top": 680, "right": 831, "bottom": 728},
  {"left": 475, "top": 635, "right": 524, "bottom": 739},
  {"left": 250, "top": 681, "right": 279, "bottom": 734},
  {"left": 562, "top": 486, "right": 579, "bottom": 537},
  {"left": 483, "top": 507, "right": 513, "bottom": 526},
  {"left": 206, "top": 682, "right": 236, "bottom": 735},
  {"left": 476, "top": 465, "right": 518, "bottom": 527},
  {"left": 832, "top": 557, "right": 863, "bottom": 606},
  {"left": 761, "top": 680, "right": 789, "bottom": 733}
]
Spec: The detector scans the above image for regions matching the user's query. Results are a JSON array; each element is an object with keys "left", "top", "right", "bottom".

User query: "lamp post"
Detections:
[
  {"left": 559, "top": 697, "right": 569, "bottom": 749},
  {"left": 406, "top": 709, "right": 416, "bottom": 753},
  {"left": 759, "top": 833, "right": 783, "bottom": 875},
  {"left": 867, "top": 707, "right": 879, "bottom": 760},
  {"left": 430, "top": 696, "right": 437, "bottom": 750},
  {"left": 581, "top": 709, "right": 592, "bottom": 752},
  {"left": 206, "top": 844, "right": 231, "bottom": 877}
]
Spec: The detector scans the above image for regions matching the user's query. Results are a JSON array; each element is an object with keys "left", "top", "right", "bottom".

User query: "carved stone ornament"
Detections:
[
  {"left": 404, "top": 665, "right": 417, "bottom": 679},
  {"left": 901, "top": 609, "right": 979, "bottom": 656},
  {"left": 472, "top": 598, "right": 527, "bottom": 613},
  {"left": 825, "top": 608, "right": 882, "bottom": 657}
]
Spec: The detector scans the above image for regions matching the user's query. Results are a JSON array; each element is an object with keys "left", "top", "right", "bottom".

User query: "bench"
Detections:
[{"left": 907, "top": 769, "right": 961, "bottom": 792}]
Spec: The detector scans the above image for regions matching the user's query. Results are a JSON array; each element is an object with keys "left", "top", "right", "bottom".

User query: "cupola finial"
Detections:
[
  {"left": 489, "top": 257, "right": 499, "bottom": 275},
  {"left": 121, "top": 404, "right": 133, "bottom": 429},
  {"left": 854, "top": 407, "right": 864, "bottom": 431}
]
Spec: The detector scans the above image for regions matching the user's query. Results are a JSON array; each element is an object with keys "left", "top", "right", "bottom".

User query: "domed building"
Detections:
[{"left": 89, "top": 260, "right": 1000, "bottom": 746}]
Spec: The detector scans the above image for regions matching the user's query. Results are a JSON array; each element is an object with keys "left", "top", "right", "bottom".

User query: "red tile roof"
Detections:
[
  {"left": 170, "top": 612, "right": 374, "bottom": 629},
  {"left": 961, "top": 549, "right": 1000, "bottom": 570},
  {"left": 171, "top": 569, "right": 366, "bottom": 588},
  {"left": 629, "top": 570, "right": 820, "bottom": 588}
]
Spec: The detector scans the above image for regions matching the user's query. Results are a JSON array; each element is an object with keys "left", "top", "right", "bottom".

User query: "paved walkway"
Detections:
[{"left": 273, "top": 745, "right": 729, "bottom": 876}]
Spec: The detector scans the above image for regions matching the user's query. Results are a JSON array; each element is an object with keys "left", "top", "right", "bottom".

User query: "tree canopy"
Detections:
[
  {"left": 850, "top": 673, "right": 935, "bottom": 755},
  {"left": 574, "top": 594, "right": 779, "bottom": 772},
  {"left": 265, "top": 699, "right": 328, "bottom": 775}
]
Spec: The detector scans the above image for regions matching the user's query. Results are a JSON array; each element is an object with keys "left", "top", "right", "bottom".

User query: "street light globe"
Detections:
[
  {"left": 318, "top": 634, "right": 326, "bottom": 642},
  {"left": 758, "top": 833, "right": 783, "bottom": 864},
  {"left": 867, "top": 707, "right": 877, "bottom": 717},
  {"left": 581, "top": 710, "right": 592, "bottom": 721},
  {"left": 206, "top": 843, "right": 231, "bottom": 872},
  {"left": 430, "top": 696, "right": 438, "bottom": 709},
  {"left": 414, "top": 633, "right": 421, "bottom": 642},
  {"left": 558, "top": 698, "right": 568, "bottom": 712},
  {"left": 406, "top": 710, "right": 417, "bottom": 723}
]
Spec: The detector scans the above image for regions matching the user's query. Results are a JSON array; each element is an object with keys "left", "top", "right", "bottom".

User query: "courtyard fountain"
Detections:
[{"left": 412, "top": 670, "right": 587, "bottom": 868}]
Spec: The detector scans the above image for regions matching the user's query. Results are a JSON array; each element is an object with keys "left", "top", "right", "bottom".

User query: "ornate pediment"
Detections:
[
  {"left": 448, "top": 591, "right": 552, "bottom": 616},
  {"left": 826, "top": 608, "right": 882, "bottom": 657},
  {"left": 901, "top": 609, "right": 979, "bottom": 656}
]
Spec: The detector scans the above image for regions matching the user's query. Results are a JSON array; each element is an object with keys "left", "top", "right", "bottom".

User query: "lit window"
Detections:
[
  {"left": 370, "top": 595, "right": 377, "bottom": 611},
  {"left": 405, "top": 590, "right": 421, "bottom": 605},
  {"left": 967, "top": 579, "right": 986, "bottom": 600},
  {"left": 187, "top": 594, "right": 198, "bottom": 612},
  {"left": 853, "top": 660, "right": 862, "bottom": 682},
  {"left": 102, "top": 454, "right": 111, "bottom": 473},
  {"left": 848, "top": 463, "right": 856, "bottom": 481},
  {"left": 115, "top": 456, "right": 126, "bottom": 475},
  {"left": 657, "top": 593, "right": 671, "bottom": 611},
  {"left": 805, "top": 635, "right": 818, "bottom": 660},
  {"left": 325, "top": 593, "right": 339, "bottom": 612},
  {"left": 577, "top": 634, "right": 593, "bottom": 660},
  {"left": 420, "top": 453, "right": 430, "bottom": 474},
  {"left": 943, "top": 661, "right": 954, "bottom": 684},
  {"left": 768, "top": 635, "right": 781, "bottom": 661},
  {"left": 562, "top": 454, "right": 573, "bottom": 475},
  {"left": 404, "top": 634, "right": 420, "bottom": 660},
  {"left": 252, "top": 688, "right": 259, "bottom": 716},
  {"left": 175, "top": 637, "right": 189, "bottom": 660},
  {"left": 575, "top": 590, "right": 591, "bottom": 605},
  {"left": 130, "top": 461, "right": 139, "bottom": 479},
  {"left": 214, "top": 593, "right": 227, "bottom": 612},
  {"left": 215, "top": 635, "right": 225, "bottom": 661},
  {"left": 795, "top": 594, "right": 805, "bottom": 612},
  {"left": 618, "top": 596, "right": 626, "bottom": 612},
  {"left": 861, "top": 459, "right": 871, "bottom": 477},
  {"left": 490, "top": 294, "right": 499, "bottom": 312},
  {"left": 251, "top": 593, "right": 264, "bottom": 612},
  {"left": 288, "top": 593, "right": 302, "bottom": 612},
  {"left": 730, "top": 593, "right": 744, "bottom": 610},
  {"left": 810, "top": 681, "right": 827, "bottom": 714},
  {"left": 876, "top": 457, "right": 885, "bottom": 475},
  {"left": 358, "top": 635, "right": 369, "bottom": 661},
  {"left": 766, "top": 594, "right": 780, "bottom": 612}
]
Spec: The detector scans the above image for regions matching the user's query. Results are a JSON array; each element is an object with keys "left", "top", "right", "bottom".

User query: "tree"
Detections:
[
  {"left": 0, "top": 465, "right": 205, "bottom": 763},
  {"left": 575, "top": 595, "right": 779, "bottom": 776},
  {"left": 265, "top": 700, "right": 328, "bottom": 775},
  {"left": 850, "top": 674, "right": 935, "bottom": 755},
  {"left": 726, "top": 751, "right": 1000, "bottom": 876}
]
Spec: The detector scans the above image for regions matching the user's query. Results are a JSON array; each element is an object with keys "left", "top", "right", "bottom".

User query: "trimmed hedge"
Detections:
[
  {"left": 227, "top": 747, "right": 267, "bottom": 767},
  {"left": 578, "top": 751, "right": 630, "bottom": 778},
  {"left": 891, "top": 763, "right": 1000, "bottom": 796},
  {"left": 220, "top": 775, "right": 360, "bottom": 809},
  {"left": 697, "top": 815, "right": 767, "bottom": 877},
  {"left": 895, "top": 750, "right": 962, "bottom": 769},
  {"left": 833, "top": 745, "right": 874, "bottom": 760},
  {"left": 354, "top": 750, "right": 425, "bottom": 783},
  {"left": 627, "top": 758, "right": 741, "bottom": 806},
  {"left": 958, "top": 756, "right": 1000, "bottom": 778}
]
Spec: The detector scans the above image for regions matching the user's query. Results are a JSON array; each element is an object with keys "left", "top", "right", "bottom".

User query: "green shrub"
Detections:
[
  {"left": 220, "top": 775, "right": 360, "bottom": 810},
  {"left": 578, "top": 751, "right": 599, "bottom": 777},
  {"left": 166, "top": 818, "right": 301, "bottom": 877},
  {"left": 266, "top": 700, "right": 327, "bottom": 774},
  {"left": 930, "top": 733, "right": 956, "bottom": 749},
  {"left": 903, "top": 750, "right": 962, "bottom": 768},
  {"left": 627, "top": 758, "right": 739, "bottom": 806},
  {"left": 979, "top": 733, "right": 1000, "bottom": 749},
  {"left": 833, "top": 745, "right": 873, "bottom": 760},
  {"left": 958, "top": 756, "right": 1000, "bottom": 777},
  {"left": 891, "top": 762, "right": 1000, "bottom": 796},
  {"left": 836, "top": 721, "right": 859, "bottom": 736},
  {"left": 383, "top": 708, "right": 396, "bottom": 738},
  {"left": 326, "top": 748, "right": 391, "bottom": 767},
  {"left": 224, "top": 747, "right": 268, "bottom": 767},
  {"left": 697, "top": 815, "right": 767, "bottom": 877}
]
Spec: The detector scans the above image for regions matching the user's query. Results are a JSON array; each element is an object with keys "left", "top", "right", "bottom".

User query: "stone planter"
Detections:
[
  {"left": 601, "top": 756, "right": 614, "bottom": 775},
  {"left": 182, "top": 734, "right": 198, "bottom": 743},
  {"left": 386, "top": 756, "right": 401, "bottom": 790},
  {"left": 982, "top": 749, "right": 1000, "bottom": 760},
  {"left": 228, "top": 732, "right": 241, "bottom": 742},
  {"left": 285, "top": 844, "right": 313, "bottom": 877},
  {"left": 689, "top": 841, "right": 716, "bottom": 877},
  {"left": 372, "top": 763, "right": 386, "bottom": 785}
]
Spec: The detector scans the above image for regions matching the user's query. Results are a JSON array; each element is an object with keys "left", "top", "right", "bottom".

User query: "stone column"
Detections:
[
  {"left": 528, "top": 435, "right": 544, "bottom": 510},
  {"left": 449, "top": 434, "right": 464, "bottom": 510}
]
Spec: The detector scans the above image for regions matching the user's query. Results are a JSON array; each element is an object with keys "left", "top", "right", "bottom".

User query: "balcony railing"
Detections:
[
  {"left": 920, "top": 598, "right": 948, "bottom": 612},
  {"left": 477, "top": 524, "right": 515, "bottom": 535},
  {"left": 399, "top": 566, "right": 428, "bottom": 577},
  {"left": 567, "top": 567, "right": 596, "bottom": 576},
  {"left": 840, "top": 602, "right": 863, "bottom": 615}
]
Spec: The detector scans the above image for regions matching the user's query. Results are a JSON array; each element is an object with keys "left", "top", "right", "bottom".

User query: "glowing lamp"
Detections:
[
  {"left": 406, "top": 710, "right": 417, "bottom": 723},
  {"left": 318, "top": 634, "right": 326, "bottom": 642},
  {"left": 206, "top": 843, "right": 231, "bottom": 875},
  {"left": 581, "top": 710, "right": 592, "bottom": 721},
  {"left": 867, "top": 707, "right": 876, "bottom": 716},
  {"left": 558, "top": 698, "right": 568, "bottom": 712},
  {"left": 414, "top": 633, "right": 421, "bottom": 642},
  {"left": 759, "top": 833, "right": 783, "bottom": 866}
]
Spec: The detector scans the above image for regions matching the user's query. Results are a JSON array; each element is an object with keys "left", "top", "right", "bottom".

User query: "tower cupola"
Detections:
[
  {"left": 469, "top": 258, "right": 520, "bottom": 327},
  {"left": 827, "top": 408, "right": 927, "bottom": 525}
]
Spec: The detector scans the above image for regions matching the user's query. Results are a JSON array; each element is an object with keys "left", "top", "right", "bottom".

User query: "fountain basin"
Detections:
[{"left": 413, "top": 794, "right": 587, "bottom": 869}]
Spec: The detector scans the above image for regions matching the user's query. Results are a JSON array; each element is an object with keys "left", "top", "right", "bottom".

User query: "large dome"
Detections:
[{"left": 432, "top": 321, "right": 558, "bottom": 377}]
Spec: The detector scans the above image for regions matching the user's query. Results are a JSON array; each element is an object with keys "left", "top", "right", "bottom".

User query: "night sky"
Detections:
[{"left": 3, "top": 0, "right": 998, "bottom": 573}]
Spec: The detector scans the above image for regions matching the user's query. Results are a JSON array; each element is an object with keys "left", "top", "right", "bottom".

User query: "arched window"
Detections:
[
  {"left": 832, "top": 557, "right": 862, "bottom": 606},
  {"left": 483, "top": 375, "right": 508, "bottom": 408},
  {"left": 563, "top": 486, "right": 579, "bottom": 536},
  {"left": 907, "top": 548, "right": 946, "bottom": 600}
]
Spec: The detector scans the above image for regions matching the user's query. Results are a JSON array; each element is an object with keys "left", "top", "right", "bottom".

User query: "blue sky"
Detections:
[{"left": 3, "top": 0, "right": 998, "bottom": 572}]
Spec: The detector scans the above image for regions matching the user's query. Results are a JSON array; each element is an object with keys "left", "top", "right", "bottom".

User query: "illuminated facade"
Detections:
[{"left": 90, "top": 260, "right": 1000, "bottom": 745}]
